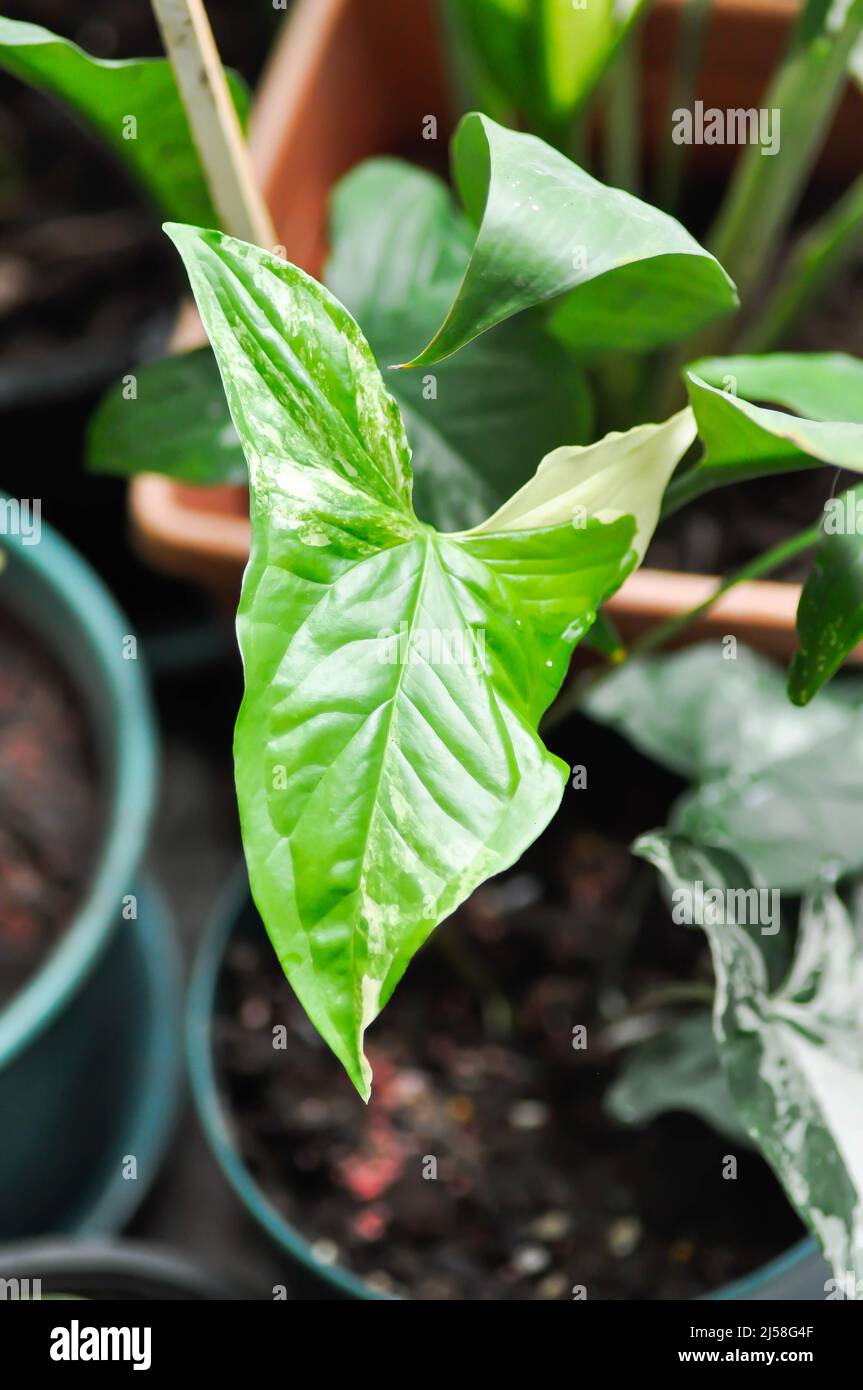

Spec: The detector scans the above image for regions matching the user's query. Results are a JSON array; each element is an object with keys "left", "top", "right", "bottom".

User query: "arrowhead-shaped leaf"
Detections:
[
  {"left": 164, "top": 224, "right": 676, "bottom": 1097},
  {"left": 676, "top": 353, "right": 863, "bottom": 506},
  {"left": 325, "top": 158, "right": 593, "bottom": 530},
  {"left": 789, "top": 483, "right": 863, "bottom": 706},
  {"left": 585, "top": 643, "right": 863, "bottom": 891},
  {"left": 637, "top": 831, "right": 863, "bottom": 1282},
  {"left": 0, "top": 17, "right": 248, "bottom": 225},
  {"left": 402, "top": 113, "right": 738, "bottom": 365}
]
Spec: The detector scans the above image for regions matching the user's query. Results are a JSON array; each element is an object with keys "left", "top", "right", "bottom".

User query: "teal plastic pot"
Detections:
[
  {"left": 0, "top": 1239, "right": 239, "bottom": 1300},
  {"left": 0, "top": 512, "right": 181, "bottom": 1236},
  {"left": 188, "top": 873, "right": 830, "bottom": 1302}
]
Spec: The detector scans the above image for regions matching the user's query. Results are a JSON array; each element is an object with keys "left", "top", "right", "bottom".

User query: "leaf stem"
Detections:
[
  {"left": 626, "top": 520, "right": 821, "bottom": 658},
  {"left": 738, "top": 175, "right": 863, "bottom": 353},
  {"left": 603, "top": 30, "right": 640, "bottom": 193},
  {"left": 654, "top": 0, "right": 712, "bottom": 214},
  {"left": 703, "top": 0, "right": 863, "bottom": 341},
  {"left": 542, "top": 519, "right": 820, "bottom": 732}
]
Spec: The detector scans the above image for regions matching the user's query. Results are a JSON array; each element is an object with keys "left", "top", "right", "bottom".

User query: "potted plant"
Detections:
[
  {"left": 0, "top": 508, "right": 181, "bottom": 1239},
  {"left": 16, "top": 0, "right": 863, "bottom": 1298},
  {"left": 106, "top": 0, "right": 863, "bottom": 648}
]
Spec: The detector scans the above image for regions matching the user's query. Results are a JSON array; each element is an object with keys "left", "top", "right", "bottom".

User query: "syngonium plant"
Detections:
[{"left": 6, "top": 8, "right": 863, "bottom": 1283}]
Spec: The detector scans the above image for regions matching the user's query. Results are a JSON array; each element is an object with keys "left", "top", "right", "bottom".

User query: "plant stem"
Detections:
[
  {"left": 654, "top": 0, "right": 863, "bottom": 408},
  {"left": 739, "top": 175, "right": 863, "bottom": 352},
  {"left": 150, "top": 0, "right": 277, "bottom": 246},
  {"left": 704, "top": 0, "right": 863, "bottom": 339},
  {"left": 434, "top": 919, "right": 514, "bottom": 1041},
  {"left": 603, "top": 30, "right": 640, "bottom": 193},
  {"left": 626, "top": 520, "right": 820, "bottom": 658},
  {"left": 542, "top": 519, "right": 820, "bottom": 733},
  {"left": 654, "top": 0, "right": 712, "bottom": 214}
]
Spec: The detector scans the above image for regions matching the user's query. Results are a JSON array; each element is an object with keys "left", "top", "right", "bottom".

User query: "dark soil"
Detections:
[
  {"left": 0, "top": 607, "right": 100, "bottom": 1004},
  {"left": 213, "top": 719, "right": 802, "bottom": 1301}
]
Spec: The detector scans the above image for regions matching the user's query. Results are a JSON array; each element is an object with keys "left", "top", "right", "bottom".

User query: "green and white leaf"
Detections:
[
  {"left": 86, "top": 347, "right": 245, "bottom": 485},
  {"left": 0, "top": 17, "right": 248, "bottom": 225},
  {"left": 789, "top": 482, "right": 863, "bottom": 706},
  {"left": 637, "top": 832, "right": 863, "bottom": 1282},
  {"left": 585, "top": 643, "right": 863, "bottom": 891},
  {"left": 164, "top": 223, "right": 691, "bottom": 1097},
  {"left": 326, "top": 158, "right": 592, "bottom": 531},
  {"left": 403, "top": 113, "right": 738, "bottom": 365},
  {"left": 606, "top": 1010, "right": 750, "bottom": 1144},
  {"left": 470, "top": 407, "right": 695, "bottom": 562},
  {"left": 676, "top": 353, "right": 863, "bottom": 505}
]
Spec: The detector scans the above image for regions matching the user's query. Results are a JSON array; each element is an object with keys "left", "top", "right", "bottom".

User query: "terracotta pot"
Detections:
[{"left": 129, "top": 0, "right": 863, "bottom": 657}]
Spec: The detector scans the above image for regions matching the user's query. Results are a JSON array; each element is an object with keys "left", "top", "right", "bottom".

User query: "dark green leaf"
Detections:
[
  {"left": 585, "top": 643, "right": 863, "bottom": 891},
  {"left": 86, "top": 347, "right": 245, "bottom": 486},
  {"left": 789, "top": 483, "right": 863, "bottom": 705},
  {"left": 606, "top": 1011, "right": 750, "bottom": 1144},
  {"left": 403, "top": 113, "right": 737, "bottom": 365},
  {"left": 0, "top": 17, "right": 249, "bottom": 225}
]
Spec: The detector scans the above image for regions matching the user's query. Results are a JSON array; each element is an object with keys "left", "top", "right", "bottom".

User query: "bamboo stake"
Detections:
[{"left": 150, "top": 0, "right": 277, "bottom": 247}]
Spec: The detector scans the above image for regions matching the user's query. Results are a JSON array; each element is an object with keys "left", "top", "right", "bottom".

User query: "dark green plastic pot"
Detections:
[
  {"left": 0, "top": 512, "right": 181, "bottom": 1237},
  {"left": 188, "top": 872, "right": 830, "bottom": 1302}
]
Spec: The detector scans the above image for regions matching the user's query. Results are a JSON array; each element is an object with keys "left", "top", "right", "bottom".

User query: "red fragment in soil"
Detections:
[{"left": 335, "top": 1121, "right": 406, "bottom": 1202}]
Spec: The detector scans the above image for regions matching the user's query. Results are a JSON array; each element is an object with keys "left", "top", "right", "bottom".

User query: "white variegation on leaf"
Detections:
[
  {"left": 470, "top": 408, "right": 696, "bottom": 561},
  {"left": 638, "top": 832, "right": 863, "bottom": 1282}
]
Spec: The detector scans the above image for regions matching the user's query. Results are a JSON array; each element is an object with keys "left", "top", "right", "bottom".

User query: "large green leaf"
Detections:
[
  {"left": 606, "top": 1010, "right": 749, "bottom": 1145},
  {"left": 325, "top": 158, "right": 592, "bottom": 531},
  {"left": 672, "top": 353, "right": 863, "bottom": 507},
  {"left": 638, "top": 832, "right": 863, "bottom": 1281},
  {"left": 165, "top": 223, "right": 682, "bottom": 1097},
  {"left": 86, "top": 347, "right": 246, "bottom": 486},
  {"left": 403, "top": 113, "right": 737, "bottom": 366},
  {"left": 789, "top": 482, "right": 863, "bottom": 706},
  {"left": 0, "top": 17, "right": 248, "bottom": 225},
  {"left": 585, "top": 644, "right": 863, "bottom": 891}
]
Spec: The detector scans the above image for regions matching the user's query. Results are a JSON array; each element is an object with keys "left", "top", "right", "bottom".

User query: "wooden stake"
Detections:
[{"left": 150, "top": 0, "right": 277, "bottom": 247}]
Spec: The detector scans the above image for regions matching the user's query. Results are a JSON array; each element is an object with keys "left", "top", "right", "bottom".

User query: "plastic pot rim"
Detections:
[{"left": 0, "top": 507, "right": 157, "bottom": 1066}]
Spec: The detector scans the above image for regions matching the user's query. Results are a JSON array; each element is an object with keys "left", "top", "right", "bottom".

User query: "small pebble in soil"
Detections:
[
  {"left": 511, "top": 1244, "right": 551, "bottom": 1276},
  {"left": 607, "top": 1216, "right": 644, "bottom": 1259},
  {"left": 537, "top": 1273, "right": 569, "bottom": 1300},
  {"left": 530, "top": 1211, "right": 571, "bottom": 1242},
  {"left": 508, "top": 1099, "right": 549, "bottom": 1131},
  {"left": 310, "top": 1239, "right": 339, "bottom": 1266},
  {"left": 240, "top": 996, "right": 270, "bottom": 1030}
]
